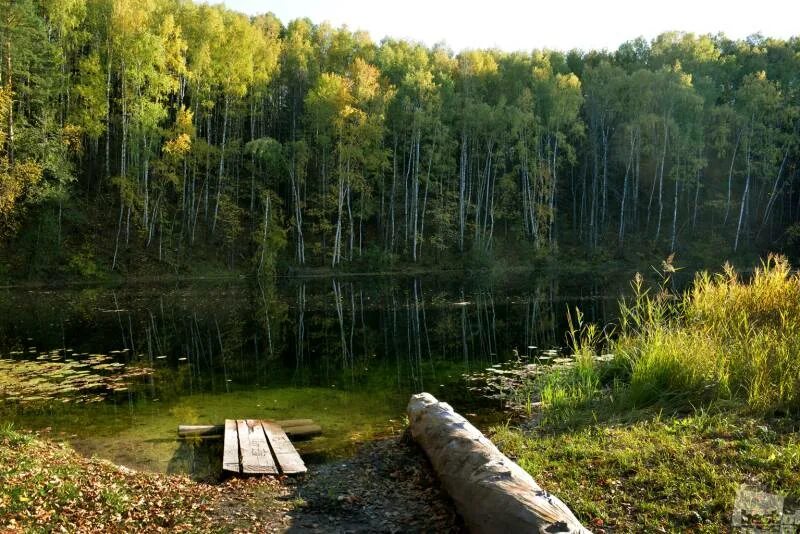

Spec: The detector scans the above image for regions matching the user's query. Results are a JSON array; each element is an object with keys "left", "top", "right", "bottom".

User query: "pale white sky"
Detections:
[{"left": 214, "top": 0, "right": 798, "bottom": 52}]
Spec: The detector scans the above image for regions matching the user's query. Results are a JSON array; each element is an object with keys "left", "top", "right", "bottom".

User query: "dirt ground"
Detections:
[{"left": 212, "top": 434, "right": 465, "bottom": 533}]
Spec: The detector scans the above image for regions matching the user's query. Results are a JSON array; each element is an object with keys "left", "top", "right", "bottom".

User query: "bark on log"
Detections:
[{"left": 407, "top": 392, "right": 590, "bottom": 534}]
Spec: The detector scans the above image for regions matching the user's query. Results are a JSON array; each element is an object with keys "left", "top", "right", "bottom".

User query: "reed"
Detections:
[
  {"left": 530, "top": 254, "right": 800, "bottom": 419},
  {"left": 619, "top": 254, "right": 800, "bottom": 413},
  {"left": 519, "top": 308, "right": 604, "bottom": 423}
]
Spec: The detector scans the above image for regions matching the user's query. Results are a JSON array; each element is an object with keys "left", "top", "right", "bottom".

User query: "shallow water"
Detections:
[{"left": 0, "top": 271, "right": 620, "bottom": 476}]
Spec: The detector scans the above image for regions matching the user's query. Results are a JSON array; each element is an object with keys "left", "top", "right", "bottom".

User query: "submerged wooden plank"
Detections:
[
  {"left": 179, "top": 423, "right": 321, "bottom": 441},
  {"left": 262, "top": 420, "right": 307, "bottom": 474},
  {"left": 274, "top": 419, "right": 314, "bottom": 428},
  {"left": 180, "top": 424, "right": 225, "bottom": 437},
  {"left": 238, "top": 419, "right": 278, "bottom": 474},
  {"left": 179, "top": 419, "right": 317, "bottom": 437},
  {"left": 283, "top": 424, "right": 322, "bottom": 440},
  {"left": 222, "top": 419, "right": 240, "bottom": 473}
]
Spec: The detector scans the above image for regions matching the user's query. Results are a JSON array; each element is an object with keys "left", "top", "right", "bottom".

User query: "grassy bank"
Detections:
[
  {"left": 0, "top": 424, "right": 464, "bottom": 533},
  {"left": 493, "top": 255, "right": 800, "bottom": 531},
  {"left": 494, "top": 412, "right": 800, "bottom": 531},
  {"left": 0, "top": 424, "right": 290, "bottom": 533}
]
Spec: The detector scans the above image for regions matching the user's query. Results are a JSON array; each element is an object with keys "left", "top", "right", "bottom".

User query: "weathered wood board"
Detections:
[
  {"left": 220, "top": 419, "right": 306, "bottom": 476},
  {"left": 237, "top": 419, "right": 278, "bottom": 474},
  {"left": 222, "top": 419, "right": 240, "bottom": 472},
  {"left": 262, "top": 420, "right": 307, "bottom": 474},
  {"left": 270, "top": 419, "right": 314, "bottom": 428}
]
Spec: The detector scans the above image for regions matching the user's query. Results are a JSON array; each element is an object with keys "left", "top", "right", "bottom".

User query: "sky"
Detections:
[{"left": 215, "top": 0, "right": 799, "bottom": 52}]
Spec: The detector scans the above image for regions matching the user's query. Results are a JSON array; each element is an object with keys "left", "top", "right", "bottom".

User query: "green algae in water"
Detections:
[
  {"left": 0, "top": 357, "right": 152, "bottom": 406},
  {"left": 53, "top": 387, "right": 410, "bottom": 477}
]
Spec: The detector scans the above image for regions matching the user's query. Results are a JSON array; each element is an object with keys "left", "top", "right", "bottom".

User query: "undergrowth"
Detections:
[{"left": 518, "top": 254, "right": 800, "bottom": 422}]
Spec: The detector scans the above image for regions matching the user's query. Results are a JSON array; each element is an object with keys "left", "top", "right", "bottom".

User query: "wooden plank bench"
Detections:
[{"left": 222, "top": 419, "right": 307, "bottom": 475}]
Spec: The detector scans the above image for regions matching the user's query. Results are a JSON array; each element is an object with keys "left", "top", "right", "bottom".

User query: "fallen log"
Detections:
[
  {"left": 178, "top": 421, "right": 321, "bottom": 441},
  {"left": 407, "top": 392, "right": 590, "bottom": 534}
]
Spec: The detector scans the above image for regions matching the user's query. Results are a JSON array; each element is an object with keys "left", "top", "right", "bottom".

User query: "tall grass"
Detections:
[
  {"left": 519, "top": 308, "right": 604, "bottom": 423},
  {"left": 528, "top": 255, "right": 800, "bottom": 421},
  {"left": 617, "top": 254, "right": 800, "bottom": 413}
]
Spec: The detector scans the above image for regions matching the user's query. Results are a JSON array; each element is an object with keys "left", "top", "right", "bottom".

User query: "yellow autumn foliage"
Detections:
[
  {"left": 162, "top": 107, "right": 194, "bottom": 157},
  {"left": 0, "top": 87, "right": 43, "bottom": 234},
  {"left": 0, "top": 158, "right": 43, "bottom": 232}
]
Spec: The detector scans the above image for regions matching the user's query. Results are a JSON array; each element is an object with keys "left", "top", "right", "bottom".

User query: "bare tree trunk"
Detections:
[
  {"left": 403, "top": 138, "right": 412, "bottom": 246},
  {"left": 734, "top": 134, "right": 752, "bottom": 251},
  {"left": 724, "top": 129, "right": 742, "bottom": 225},
  {"left": 4, "top": 28, "right": 14, "bottom": 162},
  {"left": 458, "top": 130, "right": 467, "bottom": 252},
  {"left": 761, "top": 145, "right": 790, "bottom": 228},
  {"left": 104, "top": 40, "right": 112, "bottom": 189},
  {"left": 212, "top": 95, "right": 229, "bottom": 234},
  {"left": 633, "top": 137, "right": 641, "bottom": 227},
  {"left": 389, "top": 139, "right": 397, "bottom": 253},
  {"left": 484, "top": 142, "right": 495, "bottom": 251},
  {"left": 549, "top": 135, "right": 559, "bottom": 247},
  {"left": 418, "top": 140, "right": 434, "bottom": 260},
  {"left": 693, "top": 168, "right": 701, "bottom": 230},
  {"left": 346, "top": 185, "right": 353, "bottom": 261},
  {"left": 112, "top": 202, "right": 123, "bottom": 270},
  {"left": 600, "top": 124, "right": 610, "bottom": 228},
  {"left": 147, "top": 191, "right": 161, "bottom": 247},
  {"left": 258, "top": 195, "right": 270, "bottom": 274},
  {"left": 143, "top": 135, "right": 150, "bottom": 228},
  {"left": 670, "top": 167, "right": 680, "bottom": 251},
  {"left": 412, "top": 132, "right": 420, "bottom": 262},
  {"left": 618, "top": 129, "right": 636, "bottom": 247},
  {"left": 332, "top": 173, "right": 345, "bottom": 267},
  {"left": 289, "top": 163, "right": 305, "bottom": 264},
  {"left": 120, "top": 62, "right": 127, "bottom": 179},
  {"left": 655, "top": 118, "right": 668, "bottom": 241}
]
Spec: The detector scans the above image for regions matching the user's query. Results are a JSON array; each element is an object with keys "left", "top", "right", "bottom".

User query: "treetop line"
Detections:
[{"left": 1, "top": 1, "right": 798, "bottom": 276}]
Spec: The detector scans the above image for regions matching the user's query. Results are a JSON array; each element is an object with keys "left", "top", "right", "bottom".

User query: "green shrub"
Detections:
[{"left": 68, "top": 247, "right": 102, "bottom": 278}]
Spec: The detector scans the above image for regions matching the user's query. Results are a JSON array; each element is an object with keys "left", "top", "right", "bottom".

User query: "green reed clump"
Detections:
[
  {"left": 616, "top": 254, "right": 800, "bottom": 413},
  {"left": 519, "top": 308, "right": 605, "bottom": 423},
  {"left": 522, "top": 255, "right": 800, "bottom": 423}
]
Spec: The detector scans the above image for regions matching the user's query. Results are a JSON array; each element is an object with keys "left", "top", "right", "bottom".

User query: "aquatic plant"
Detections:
[{"left": 0, "top": 352, "right": 152, "bottom": 407}]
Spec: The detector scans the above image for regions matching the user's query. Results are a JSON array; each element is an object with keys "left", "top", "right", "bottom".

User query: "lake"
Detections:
[{"left": 0, "top": 271, "right": 622, "bottom": 478}]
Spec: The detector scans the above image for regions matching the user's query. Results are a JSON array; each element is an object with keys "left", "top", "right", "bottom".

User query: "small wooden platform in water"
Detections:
[{"left": 222, "top": 419, "right": 307, "bottom": 475}]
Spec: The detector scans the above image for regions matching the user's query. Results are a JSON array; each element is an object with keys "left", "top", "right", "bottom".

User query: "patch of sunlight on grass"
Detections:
[{"left": 491, "top": 413, "right": 800, "bottom": 532}]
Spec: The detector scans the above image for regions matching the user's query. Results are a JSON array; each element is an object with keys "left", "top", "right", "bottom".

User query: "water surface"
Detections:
[{"left": 0, "top": 271, "right": 620, "bottom": 476}]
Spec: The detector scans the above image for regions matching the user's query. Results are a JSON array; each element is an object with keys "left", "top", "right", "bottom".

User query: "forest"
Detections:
[{"left": 1, "top": 0, "right": 799, "bottom": 278}]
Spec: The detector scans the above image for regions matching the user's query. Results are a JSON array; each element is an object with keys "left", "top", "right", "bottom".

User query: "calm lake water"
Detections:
[{"left": 0, "top": 271, "right": 623, "bottom": 478}]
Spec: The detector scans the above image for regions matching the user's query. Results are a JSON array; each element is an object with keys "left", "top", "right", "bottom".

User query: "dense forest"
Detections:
[{"left": 1, "top": 0, "right": 799, "bottom": 278}]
